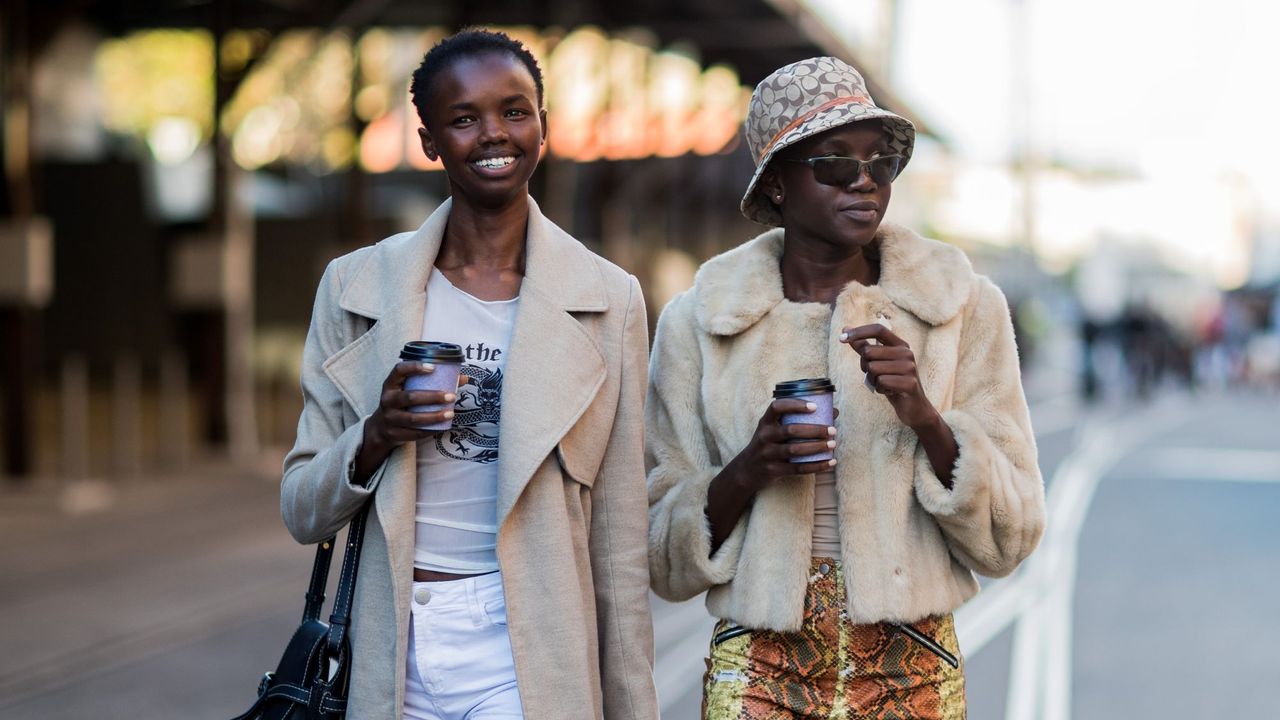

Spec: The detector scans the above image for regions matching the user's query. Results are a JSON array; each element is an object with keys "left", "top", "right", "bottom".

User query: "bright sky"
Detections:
[
  {"left": 815, "top": 0, "right": 1280, "bottom": 201},
  {"left": 804, "top": 0, "right": 1280, "bottom": 286}
]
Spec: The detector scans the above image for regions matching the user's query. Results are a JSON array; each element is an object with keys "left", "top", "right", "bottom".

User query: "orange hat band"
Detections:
[{"left": 756, "top": 94, "right": 871, "bottom": 163}]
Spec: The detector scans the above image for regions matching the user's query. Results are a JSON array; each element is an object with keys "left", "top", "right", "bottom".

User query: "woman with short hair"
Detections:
[{"left": 282, "top": 28, "right": 658, "bottom": 719}]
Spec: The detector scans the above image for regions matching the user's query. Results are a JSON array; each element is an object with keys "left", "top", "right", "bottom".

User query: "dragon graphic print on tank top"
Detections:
[{"left": 437, "top": 362, "right": 503, "bottom": 464}]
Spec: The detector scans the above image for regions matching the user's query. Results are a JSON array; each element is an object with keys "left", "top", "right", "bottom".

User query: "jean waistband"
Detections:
[{"left": 411, "top": 570, "right": 505, "bottom": 607}]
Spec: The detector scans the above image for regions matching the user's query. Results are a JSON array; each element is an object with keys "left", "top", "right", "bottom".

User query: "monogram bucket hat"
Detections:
[{"left": 740, "top": 56, "right": 916, "bottom": 226}]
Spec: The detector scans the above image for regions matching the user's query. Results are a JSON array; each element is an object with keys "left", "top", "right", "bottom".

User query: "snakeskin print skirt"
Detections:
[{"left": 702, "top": 557, "right": 966, "bottom": 719}]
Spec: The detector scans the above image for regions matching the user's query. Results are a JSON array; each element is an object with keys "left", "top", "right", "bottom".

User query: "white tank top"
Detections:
[{"left": 413, "top": 268, "right": 518, "bottom": 574}]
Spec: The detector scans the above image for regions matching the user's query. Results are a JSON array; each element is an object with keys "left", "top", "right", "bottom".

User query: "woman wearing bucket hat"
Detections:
[{"left": 646, "top": 57, "right": 1044, "bottom": 718}]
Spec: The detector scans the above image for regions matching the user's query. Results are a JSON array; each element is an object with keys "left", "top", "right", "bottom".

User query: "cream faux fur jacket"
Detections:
[{"left": 646, "top": 223, "right": 1045, "bottom": 631}]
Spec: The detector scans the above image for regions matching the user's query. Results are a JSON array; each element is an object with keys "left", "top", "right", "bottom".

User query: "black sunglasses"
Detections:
[{"left": 781, "top": 154, "right": 904, "bottom": 187}]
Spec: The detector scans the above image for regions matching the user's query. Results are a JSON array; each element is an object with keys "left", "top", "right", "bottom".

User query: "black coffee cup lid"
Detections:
[
  {"left": 773, "top": 377, "right": 835, "bottom": 398},
  {"left": 400, "top": 341, "right": 464, "bottom": 363}
]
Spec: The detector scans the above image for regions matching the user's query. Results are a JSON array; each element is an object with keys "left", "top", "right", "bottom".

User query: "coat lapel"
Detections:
[
  {"left": 324, "top": 200, "right": 452, "bottom": 416},
  {"left": 321, "top": 201, "right": 449, "bottom": 583},
  {"left": 495, "top": 199, "right": 608, "bottom": 525}
]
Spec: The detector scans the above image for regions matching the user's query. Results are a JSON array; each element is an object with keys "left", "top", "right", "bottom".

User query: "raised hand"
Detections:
[{"left": 840, "top": 323, "right": 939, "bottom": 431}]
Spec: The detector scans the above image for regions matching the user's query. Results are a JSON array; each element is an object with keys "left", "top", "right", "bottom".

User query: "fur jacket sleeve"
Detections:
[{"left": 909, "top": 278, "right": 1045, "bottom": 577}]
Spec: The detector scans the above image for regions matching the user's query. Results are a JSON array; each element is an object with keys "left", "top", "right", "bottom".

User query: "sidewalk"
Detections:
[{"left": 0, "top": 460, "right": 312, "bottom": 718}]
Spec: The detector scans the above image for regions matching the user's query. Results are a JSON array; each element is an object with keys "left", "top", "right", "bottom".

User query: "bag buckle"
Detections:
[{"left": 257, "top": 671, "right": 275, "bottom": 696}]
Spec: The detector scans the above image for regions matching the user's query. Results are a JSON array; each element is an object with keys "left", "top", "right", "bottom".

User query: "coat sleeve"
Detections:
[
  {"left": 645, "top": 293, "right": 749, "bottom": 602},
  {"left": 590, "top": 275, "right": 660, "bottom": 719},
  {"left": 280, "top": 258, "right": 388, "bottom": 544},
  {"left": 912, "top": 278, "right": 1046, "bottom": 578}
]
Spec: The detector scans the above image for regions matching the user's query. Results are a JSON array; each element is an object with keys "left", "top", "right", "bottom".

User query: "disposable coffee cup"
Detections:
[
  {"left": 400, "top": 341, "right": 464, "bottom": 431},
  {"left": 773, "top": 378, "right": 836, "bottom": 463}
]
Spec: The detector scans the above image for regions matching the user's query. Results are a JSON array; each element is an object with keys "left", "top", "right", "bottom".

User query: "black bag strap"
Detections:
[
  {"left": 234, "top": 504, "right": 369, "bottom": 720},
  {"left": 302, "top": 537, "right": 337, "bottom": 623},
  {"left": 229, "top": 680, "right": 348, "bottom": 720},
  {"left": 325, "top": 502, "right": 371, "bottom": 662}
]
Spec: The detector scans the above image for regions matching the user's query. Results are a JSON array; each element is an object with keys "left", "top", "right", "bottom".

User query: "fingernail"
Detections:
[
  {"left": 805, "top": 402, "right": 817, "bottom": 411},
  {"left": 828, "top": 426, "right": 836, "bottom": 436},
  {"left": 828, "top": 459, "right": 837, "bottom": 466},
  {"left": 421, "top": 362, "right": 434, "bottom": 371},
  {"left": 443, "top": 393, "right": 456, "bottom": 402},
  {"left": 443, "top": 410, "right": 454, "bottom": 419},
  {"left": 839, "top": 332, "right": 849, "bottom": 342},
  {"left": 826, "top": 440, "right": 836, "bottom": 449}
]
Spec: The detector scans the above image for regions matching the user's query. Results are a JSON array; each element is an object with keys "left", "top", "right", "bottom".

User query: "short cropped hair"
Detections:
[{"left": 409, "top": 28, "right": 544, "bottom": 128}]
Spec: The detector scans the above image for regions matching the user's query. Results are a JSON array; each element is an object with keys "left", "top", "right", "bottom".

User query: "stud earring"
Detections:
[{"left": 775, "top": 194, "right": 783, "bottom": 203}]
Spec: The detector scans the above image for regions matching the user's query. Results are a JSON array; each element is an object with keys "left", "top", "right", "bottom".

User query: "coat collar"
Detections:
[
  {"left": 692, "top": 221, "right": 974, "bottom": 335},
  {"left": 338, "top": 196, "right": 608, "bottom": 321}
]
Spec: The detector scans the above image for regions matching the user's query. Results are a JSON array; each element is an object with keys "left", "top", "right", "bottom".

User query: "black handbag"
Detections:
[{"left": 232, "top": 503, "right": 371, "bottom": 720}]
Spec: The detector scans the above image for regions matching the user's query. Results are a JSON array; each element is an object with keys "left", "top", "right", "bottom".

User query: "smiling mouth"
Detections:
[{"left": 472, "top": 156, "right": 516, "bottom": 170}]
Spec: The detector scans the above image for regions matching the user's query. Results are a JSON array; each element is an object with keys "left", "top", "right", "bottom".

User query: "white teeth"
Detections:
[{"left": 474, "top": 156, "right": 514, "bottom": 169}]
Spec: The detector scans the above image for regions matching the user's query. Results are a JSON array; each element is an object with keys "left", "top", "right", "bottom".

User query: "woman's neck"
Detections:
[
  {"left": 437, "top": 192, "right": 529, "bottom": 273},
  {"left": 434, "top": 191, "right": 529, "bottom": 301},
  {"left": 780, "top": 235, "right": 880, "bottom": 305}
]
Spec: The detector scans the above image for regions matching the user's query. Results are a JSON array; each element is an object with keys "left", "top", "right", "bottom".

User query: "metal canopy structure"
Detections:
[
  {"left": 0, "top": 0, "right": 939, "bottom": 479},
  {"left": 44, "top": 0, "right": 935, "bottom": 136}
]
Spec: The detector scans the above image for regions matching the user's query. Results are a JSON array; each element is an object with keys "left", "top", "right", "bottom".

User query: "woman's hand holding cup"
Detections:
[
  {"left": 353, "top": 344, "right": 466, "bottom": 486},
  {"left": 706, "top": 381, "right": 836, "bottom": 551},
  {"left": 365, "top": 361, "right": 466, "bottom": 450},
  {"left": 730, "top": 398, "right": 837, "bottom": 493}
]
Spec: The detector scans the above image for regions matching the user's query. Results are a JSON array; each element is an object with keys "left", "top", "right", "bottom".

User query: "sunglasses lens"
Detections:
[
  {"left": 809, "top": 156, "right": 900, "bottom": 186},
  {"left": 810, "top": 158, "right": 860, "bottom": 186},
  {"left": 869, "top": 156, "right": 901, "bottom": 184}
]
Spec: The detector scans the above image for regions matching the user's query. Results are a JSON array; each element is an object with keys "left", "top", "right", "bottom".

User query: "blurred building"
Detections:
[{"left": 0, "top": 0, "right": 937, "bottom": 480}]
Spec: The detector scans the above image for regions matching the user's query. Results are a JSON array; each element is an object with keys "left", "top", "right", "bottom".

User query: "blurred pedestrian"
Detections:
[
  {"left": 280, "top": 29, "right": 657, "bottom": 719},
  {"left": 646, "top": 57, "right": 1045, "bottom": 719}
]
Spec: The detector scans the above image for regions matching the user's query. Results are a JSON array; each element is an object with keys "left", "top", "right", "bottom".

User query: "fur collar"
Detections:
[{"left": 692, "top": 222, "right": 974, "bottom": 335}]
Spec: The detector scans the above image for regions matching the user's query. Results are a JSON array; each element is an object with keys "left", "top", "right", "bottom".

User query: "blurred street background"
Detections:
[{"left": 2, "top": 1, "right": 1278, "bottom": 718}]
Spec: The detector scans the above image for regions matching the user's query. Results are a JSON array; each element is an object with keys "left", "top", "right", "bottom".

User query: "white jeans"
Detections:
[{"left": 403, "top": 571, "right": 524, "bottom": 719}]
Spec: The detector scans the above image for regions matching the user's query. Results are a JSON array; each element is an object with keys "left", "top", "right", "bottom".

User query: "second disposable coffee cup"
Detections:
[
  {"left": 773, "top": 378, "right": 836, "bottom": 463},
  {"left": 400, "top": 341, "right": 464, "bottom": 431}
]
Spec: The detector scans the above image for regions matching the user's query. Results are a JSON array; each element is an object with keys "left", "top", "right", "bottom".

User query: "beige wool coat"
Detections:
[
  {"left": 281, "top": 198, "right": 659, "bottom": 719},
  {"left": 646, "top": 223, "right": 1045, "bottom": 632}
]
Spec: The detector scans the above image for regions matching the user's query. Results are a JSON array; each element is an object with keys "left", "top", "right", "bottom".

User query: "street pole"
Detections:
[
  {"left": 1012, "top": 0, "right": 1036, "bottom": 257},
  {"left": 1, "top": 0, "right": 39, "bottom": 481},
  {"left": 213, "top": 0, "right": 259, "bottom": 468}
]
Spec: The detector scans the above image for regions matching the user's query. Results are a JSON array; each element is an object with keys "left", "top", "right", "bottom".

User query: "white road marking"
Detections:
[
  {"left": 957, "top": 394, "right": 1119, "bottom": 659},
  {"left": 959, "top": 397, "right": 1280, "bottom": 720},
  {"left": 953, "top": 573, "right": 1036, "bottom": 655},
  {"left": 1122, "top": 448, "right": 1280, "bottom": 483},
  {"left": 999, "top": 397, "right": 1194, "bottom": 720}
]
